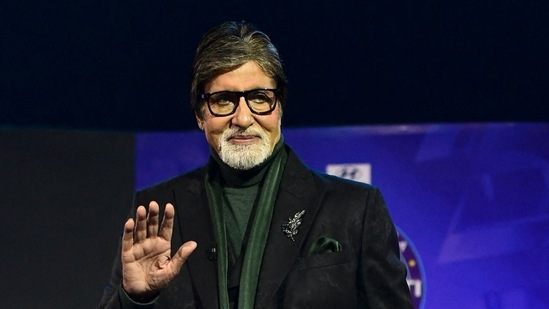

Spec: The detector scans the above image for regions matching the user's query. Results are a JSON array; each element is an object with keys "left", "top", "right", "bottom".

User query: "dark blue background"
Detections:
[
  {"left": 2, "top": 1, "right": 547, "bottom": 131},
  {"left": 136, "top": 123, "right": 549, "bottom": 308}
]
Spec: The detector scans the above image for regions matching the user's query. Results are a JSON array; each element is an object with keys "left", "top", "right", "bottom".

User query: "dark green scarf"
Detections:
[{"left": 205, "top": 140, "right": 287, "bottom": 309}]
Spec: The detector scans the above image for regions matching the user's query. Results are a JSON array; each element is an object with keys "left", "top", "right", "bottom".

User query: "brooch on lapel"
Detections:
[{"left": 281, "top": 210, "right": 305, "bottom": 241}]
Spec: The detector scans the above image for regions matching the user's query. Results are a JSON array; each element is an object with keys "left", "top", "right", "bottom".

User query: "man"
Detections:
[{"left": 98, "top": 21, "right": 413, "bottom": 308}]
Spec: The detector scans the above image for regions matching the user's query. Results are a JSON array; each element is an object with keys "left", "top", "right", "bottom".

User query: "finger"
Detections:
[
  {"left": 121, "top": 218, "right": 135, "bottom": 252},
  {"left": 147, "top": 201, "right": 160, "bottom": 237},
  {"left": 170, "top": 241, "right": 197, "bottom": 271},
  {"left": 159, "top": 203, "right": 175, "bottom": 240},
  {"left": 134, "top": 205, "right": 148, "bottom": 242}
]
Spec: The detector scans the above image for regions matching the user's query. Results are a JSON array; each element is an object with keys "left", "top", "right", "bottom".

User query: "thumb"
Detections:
[{"left": 170, "top": 241, "right": 197, "bottom": 269}]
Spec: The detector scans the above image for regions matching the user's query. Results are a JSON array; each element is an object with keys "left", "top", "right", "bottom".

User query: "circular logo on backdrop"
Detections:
[{"left": 397, "top": 227, "right": 426, "bottom": 308}]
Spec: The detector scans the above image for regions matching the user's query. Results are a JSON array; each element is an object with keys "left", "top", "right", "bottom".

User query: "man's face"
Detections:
[{"left": 196, "top": 61, "right": 282, "bottom": 170}]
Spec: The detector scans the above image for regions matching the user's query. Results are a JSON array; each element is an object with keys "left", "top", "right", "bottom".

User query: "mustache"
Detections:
[{"left": 223, "top": 127, "right": 264, "bottom": 140}]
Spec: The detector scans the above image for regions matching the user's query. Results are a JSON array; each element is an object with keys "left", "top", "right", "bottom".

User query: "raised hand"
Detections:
[{"left": 121, "top": 201, "right": 197, "bottom": 301}]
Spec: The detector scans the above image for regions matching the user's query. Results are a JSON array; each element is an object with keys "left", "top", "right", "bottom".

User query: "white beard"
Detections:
[{"left": 218, "top": 127, "right": 272, "bottom": 170}]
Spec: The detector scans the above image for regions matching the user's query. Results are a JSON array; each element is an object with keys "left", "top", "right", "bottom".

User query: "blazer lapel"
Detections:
[
  {"left": 173, "top": 170, "right": 219, "bottom": 309},
  {"left": 255, "top": 148, "right": 326, "bottom": 306}
]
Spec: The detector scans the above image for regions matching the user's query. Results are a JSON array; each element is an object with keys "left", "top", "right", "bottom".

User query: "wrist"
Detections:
[{"left": 121, "top": 283, "right": 159, "bottom": 304}]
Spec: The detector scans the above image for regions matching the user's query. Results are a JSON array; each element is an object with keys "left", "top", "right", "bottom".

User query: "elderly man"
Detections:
[{"left": 98, "top": 21, "right": 413, "bottom": 309}]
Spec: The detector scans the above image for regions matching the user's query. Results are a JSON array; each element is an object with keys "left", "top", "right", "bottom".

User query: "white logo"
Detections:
[{"left": 326, "top": 163, "right": 372, "bottom": 184}]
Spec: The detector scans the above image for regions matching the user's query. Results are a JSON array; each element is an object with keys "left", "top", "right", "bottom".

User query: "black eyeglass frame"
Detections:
[{"left": 199, "top": 88, "right": 279, "bottom": 117}]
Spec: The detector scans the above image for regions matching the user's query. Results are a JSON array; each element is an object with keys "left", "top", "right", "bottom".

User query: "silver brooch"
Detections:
[{"left": 281, "top": 210, "right": 305, "bottom": 241}]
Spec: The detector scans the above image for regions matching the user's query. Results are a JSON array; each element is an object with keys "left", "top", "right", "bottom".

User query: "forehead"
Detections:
[{"left": 205, "top": 61, "right": 276, "bottom": 93}]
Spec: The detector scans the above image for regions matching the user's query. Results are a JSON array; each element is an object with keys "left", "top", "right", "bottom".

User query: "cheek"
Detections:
[
  {"left": 267, "top": 109, "right": 282, "bottom": 133},
  {"left": 259, "top": 112, "right": 282, "bottom": 143},
  {"left": 203, "top": 120, "right": 227, "bottom": 150}
]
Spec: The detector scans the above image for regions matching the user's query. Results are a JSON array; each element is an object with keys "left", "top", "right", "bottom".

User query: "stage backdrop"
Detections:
[
  {"left": 136, "top": 122, "right": 549, "bottom": 309},
  {"left": 0, "top": 130, "right": 135, "bottom": 308}
]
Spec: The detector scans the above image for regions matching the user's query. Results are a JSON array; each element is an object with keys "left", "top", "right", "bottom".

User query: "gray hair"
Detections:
[{"left": 191, "top": 21, "right": 287, "bottom": 118}]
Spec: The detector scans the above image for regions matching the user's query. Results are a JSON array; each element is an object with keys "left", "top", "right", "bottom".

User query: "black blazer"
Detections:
[{"left": 99, "top": 146, "right": 413, "bottom": 308}]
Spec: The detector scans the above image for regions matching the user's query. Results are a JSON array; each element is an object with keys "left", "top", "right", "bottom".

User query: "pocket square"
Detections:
[{"left": 307, "top": 236, "right": 342, "bottom": 256}]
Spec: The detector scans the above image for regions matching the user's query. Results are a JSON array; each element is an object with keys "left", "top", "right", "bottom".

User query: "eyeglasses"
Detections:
[{"left": 200, "top": 89, "right": 278, "bottom": 117}]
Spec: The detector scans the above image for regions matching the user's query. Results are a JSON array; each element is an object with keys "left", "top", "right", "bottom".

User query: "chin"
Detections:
[{"left": 220, "top": 143, "right": 271, "bottom": 170}]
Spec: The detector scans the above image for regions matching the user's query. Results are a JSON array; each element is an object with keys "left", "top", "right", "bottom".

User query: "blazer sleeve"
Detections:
[
  {"left": 359, "top": 188, "right": 414, "bottom": 308},
  {"left": 97, "top": 187, "right": 173, "bottom": 309},
  {"left": 97, "top": 197, "right": 152, "bottom": 309},
  {"left": 97, "top": 174, "right": 202, "bottom": 309}
]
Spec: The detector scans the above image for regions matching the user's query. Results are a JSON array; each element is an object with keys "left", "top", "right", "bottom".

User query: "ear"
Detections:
[{"left": 195, "top": 113, "right": 205, "bottom": 130}]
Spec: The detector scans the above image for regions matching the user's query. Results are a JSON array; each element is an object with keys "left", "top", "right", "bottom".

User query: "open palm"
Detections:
[{"left": 121, "top": 202, "right": 196, "bottom": 300}]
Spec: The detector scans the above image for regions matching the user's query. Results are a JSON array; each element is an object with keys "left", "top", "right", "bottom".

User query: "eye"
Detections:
[
  {"left": 211, "top": 93, "right": 235, "bottom": 106},
  {"left": 248, "top": 91, "right": 275, "bottom": 104}
]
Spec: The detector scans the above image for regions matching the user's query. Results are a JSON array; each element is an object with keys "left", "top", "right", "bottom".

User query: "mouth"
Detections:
[{"left": 228, "top": 134, "right": 260, "bottom": 144}]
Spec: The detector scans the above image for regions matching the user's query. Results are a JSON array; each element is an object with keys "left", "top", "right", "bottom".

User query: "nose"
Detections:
[{"left": 231, "top": 97, "right": 254, "bottom": 128}]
